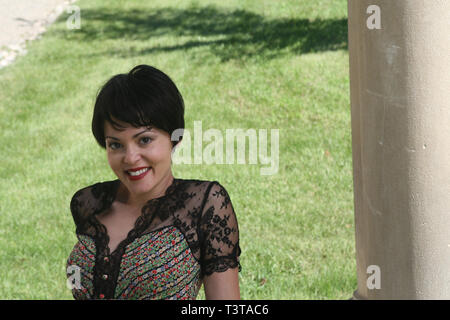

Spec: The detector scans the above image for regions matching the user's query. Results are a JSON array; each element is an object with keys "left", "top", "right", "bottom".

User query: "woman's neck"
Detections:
[{"left": 117, "top": 171, "right": 175, "bottom": 209}]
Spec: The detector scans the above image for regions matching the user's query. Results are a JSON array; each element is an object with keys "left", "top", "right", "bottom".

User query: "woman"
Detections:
[{"left": 66, "top": 65, "right": 241, "bottom": 300}]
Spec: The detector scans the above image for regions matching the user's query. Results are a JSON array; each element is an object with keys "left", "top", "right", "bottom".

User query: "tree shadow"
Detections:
[{"left": 65, "top": 5, "right": 348, "bottom": 61}]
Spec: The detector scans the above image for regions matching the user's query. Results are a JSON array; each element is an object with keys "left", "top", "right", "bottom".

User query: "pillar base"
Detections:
[{"left": 351, "top": 290, "right": 364, "bottom": 300}]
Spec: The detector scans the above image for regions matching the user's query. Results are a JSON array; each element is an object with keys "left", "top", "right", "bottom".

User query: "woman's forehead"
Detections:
[{"left": 104, "top": 120, "right": 154, "bottom": 135}]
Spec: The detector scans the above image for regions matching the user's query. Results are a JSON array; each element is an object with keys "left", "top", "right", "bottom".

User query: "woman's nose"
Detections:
[{"left": 123, "top": 146, "right": 141, "bottom": 164}]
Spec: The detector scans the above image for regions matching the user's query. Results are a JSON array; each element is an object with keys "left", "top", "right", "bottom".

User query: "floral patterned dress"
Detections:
[{"left": 66, "top": 178, "right": 241, "bottom": 300}]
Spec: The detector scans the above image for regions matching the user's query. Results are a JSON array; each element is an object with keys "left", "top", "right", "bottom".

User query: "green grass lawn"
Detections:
[{"left": 0, "top": 0, "right": 355, "bottom": 299}]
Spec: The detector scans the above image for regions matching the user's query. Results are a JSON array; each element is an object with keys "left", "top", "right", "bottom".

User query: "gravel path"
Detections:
[{"left": 0, "top": 0, "right": 77, "bottom": 68}]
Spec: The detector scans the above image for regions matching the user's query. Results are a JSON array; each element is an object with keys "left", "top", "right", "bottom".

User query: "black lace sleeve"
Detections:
[
  {"left": 69, "top": 180, "right": 119, "bottom": 238},
  {"left": 199, "top": 182, "right": 241, "bottom": 276}
]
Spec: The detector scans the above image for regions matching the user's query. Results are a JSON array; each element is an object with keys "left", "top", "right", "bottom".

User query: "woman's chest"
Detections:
[
  {"left": 96, "top": 204, "right": 141, "bottom": 253},
  {"left": 67, "top": 226, "right": 202, "bottom": 299}
]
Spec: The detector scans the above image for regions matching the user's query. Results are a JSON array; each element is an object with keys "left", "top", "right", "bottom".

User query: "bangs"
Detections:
[{"left": 99, "top": 74, "right": 154, "bottom": 130}]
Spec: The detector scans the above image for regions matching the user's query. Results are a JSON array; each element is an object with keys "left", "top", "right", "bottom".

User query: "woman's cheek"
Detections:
[{"left": 107, "top": 154, "right": 122, "bottom": 173}]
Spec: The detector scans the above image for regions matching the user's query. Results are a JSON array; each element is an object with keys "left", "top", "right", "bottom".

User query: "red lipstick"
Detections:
[
  {"left": 125, "top": 167, "right": 151, "bottom": 181},
  {"left": 126, "top": 166, "right": 149, "bottom": 172}
]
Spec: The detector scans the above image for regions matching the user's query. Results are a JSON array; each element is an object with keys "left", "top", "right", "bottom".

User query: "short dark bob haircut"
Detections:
[{"left": 92, "top": 65, "right": 184, "bottom": 149}]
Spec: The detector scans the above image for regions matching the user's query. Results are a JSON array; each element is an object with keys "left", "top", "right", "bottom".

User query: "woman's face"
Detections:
[{"left": 104, "top": 119, "right": 174, "bottom": 204}]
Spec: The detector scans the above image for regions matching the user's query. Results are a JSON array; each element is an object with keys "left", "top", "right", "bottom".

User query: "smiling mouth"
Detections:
[{"left": 125, "top": 167, "right": 150, "bottom": 176}]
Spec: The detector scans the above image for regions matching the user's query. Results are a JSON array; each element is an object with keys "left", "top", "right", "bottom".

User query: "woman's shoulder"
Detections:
[
  {"left": 71, "top": 179, "right": 118, "bottom": 205},
  {"left": 171, "top": 179, "right": 234, "bottom": 215},
  {"left": 175, "top": 178, "right": 231, "bottom": 198},
  {"left": 70, "top": 179, "right": 119, "bottom": 224},
  {"left": 71, "top": 178, "right": 118, "bottom": 195}
]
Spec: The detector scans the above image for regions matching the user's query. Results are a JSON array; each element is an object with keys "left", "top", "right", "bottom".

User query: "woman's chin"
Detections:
[{"left": 125, "top": 172, "right": 159, "bottom": 192}]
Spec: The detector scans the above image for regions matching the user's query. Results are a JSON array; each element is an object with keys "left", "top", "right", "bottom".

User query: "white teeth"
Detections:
[{"left": 128, "top": 168, "right": 150, "bottom": 176}]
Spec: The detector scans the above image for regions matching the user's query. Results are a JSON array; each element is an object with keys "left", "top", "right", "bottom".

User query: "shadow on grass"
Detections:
[{"left": 63, "top": 5, "right": 348, "bottom": 61}]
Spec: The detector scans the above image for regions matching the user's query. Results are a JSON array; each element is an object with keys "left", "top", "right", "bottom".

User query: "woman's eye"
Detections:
[
  {"left": 108, "top": 142, "right": 121, "bottom": 150},
  {"left": 107, "top": 137, "right": 152, "bottom": 150},
  {"left": 141, "top": 137, "right": 153, "bottom": 144}
]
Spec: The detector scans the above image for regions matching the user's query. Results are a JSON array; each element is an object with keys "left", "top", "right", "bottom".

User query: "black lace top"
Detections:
[{"left": 66, "top": 178, "right": 241, "bottom": 300}]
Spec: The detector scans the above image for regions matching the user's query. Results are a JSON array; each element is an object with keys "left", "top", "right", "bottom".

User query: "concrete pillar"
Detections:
[{"left": 348, "top": 0, "right": 450, "bottom": 299}]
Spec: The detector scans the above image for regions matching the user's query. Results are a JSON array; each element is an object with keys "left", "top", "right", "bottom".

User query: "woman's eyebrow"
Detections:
[{"left": 105, "top": 129, "right": 153, "bottom": 141}]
